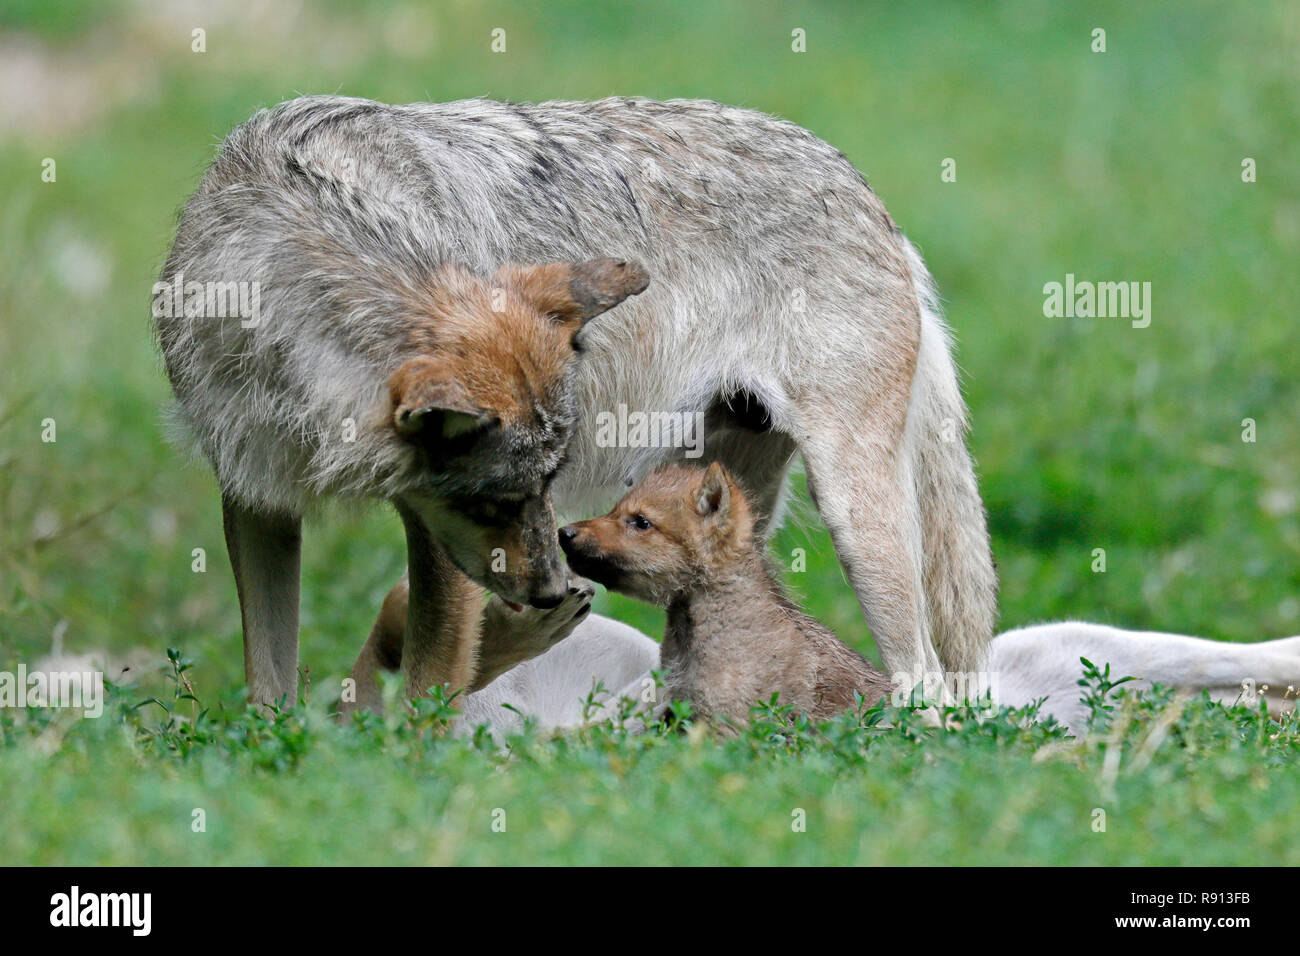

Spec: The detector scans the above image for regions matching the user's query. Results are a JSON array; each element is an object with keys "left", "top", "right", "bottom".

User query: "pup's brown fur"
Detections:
[{"left": 560, "top": 463, "right": 891, "bottom": 726}]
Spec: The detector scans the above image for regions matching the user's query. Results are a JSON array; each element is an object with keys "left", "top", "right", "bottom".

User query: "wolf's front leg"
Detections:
[
  {"left": 342, "top": 573, "right": 595, "bottom": 713},
  {"left": 221, "top": 494, "right": 302, "bottom": 708},
  {"left": 394, "top": 500, "right": 484, "bottom": 700},
  {"left": 344, "top": 493, "right": 589, "bottom": 712}
]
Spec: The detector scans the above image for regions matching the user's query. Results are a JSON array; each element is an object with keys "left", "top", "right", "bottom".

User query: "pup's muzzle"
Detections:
[{"left": 557, "top": 523, "right": 622, "bottom": 591}]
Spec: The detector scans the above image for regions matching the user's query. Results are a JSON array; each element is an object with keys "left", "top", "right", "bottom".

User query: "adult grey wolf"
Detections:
[{"left": 156, "top": 95, "right": 996, "bottom": 706}]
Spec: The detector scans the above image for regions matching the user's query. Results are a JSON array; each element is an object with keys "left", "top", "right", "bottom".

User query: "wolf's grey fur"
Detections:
[{"left": 157, "top": 95, "right": 997, "bottom": 701}]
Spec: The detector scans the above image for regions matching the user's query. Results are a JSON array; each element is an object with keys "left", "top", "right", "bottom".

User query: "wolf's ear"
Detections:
[
  {"left": 563, "top": 258, "right": 651, "bottom": 322},
  {"left": 388, "top": 357, "right": 496, "bottom": 442},
  {"left": 695, "top": 462, "right": 731, "bottom": 521},
  {"left": 499, "top": 258, "right": 650, "bottom": 329}
]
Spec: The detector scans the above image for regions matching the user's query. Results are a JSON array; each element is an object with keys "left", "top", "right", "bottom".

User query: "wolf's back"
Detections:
[{"left": 155, "top": 97, "right": 961, "bottom": 521}]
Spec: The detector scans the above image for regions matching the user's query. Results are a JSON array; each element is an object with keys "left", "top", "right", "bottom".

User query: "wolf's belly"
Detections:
[{"left": 550, "top": 343, "right": 710, "bottom": 519}]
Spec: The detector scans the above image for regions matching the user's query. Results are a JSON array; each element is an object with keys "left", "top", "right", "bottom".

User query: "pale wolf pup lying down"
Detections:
[{"left": 453, "top": 464, "right": 1300, "bottom": 735}]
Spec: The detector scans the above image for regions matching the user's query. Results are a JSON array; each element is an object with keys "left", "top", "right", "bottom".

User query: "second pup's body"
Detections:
[
  {"left": 546, "top": 462, "right": 1300, "bottom": 731},
  {"left": 457, "top": 614, "right": 1300, "bottom": 737}
]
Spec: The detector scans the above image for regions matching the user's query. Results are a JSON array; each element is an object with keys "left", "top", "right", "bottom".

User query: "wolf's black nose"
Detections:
[{"left": 558, "top": 525, "right": 577, "bottom": 545}]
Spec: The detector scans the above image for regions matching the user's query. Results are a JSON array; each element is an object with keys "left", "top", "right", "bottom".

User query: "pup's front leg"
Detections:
[
  {"left": 342, "top": 575, "right": 595, "bottom": 714},
  {"left": 472, "top": 579, "right": 595, "bottom": 691}
]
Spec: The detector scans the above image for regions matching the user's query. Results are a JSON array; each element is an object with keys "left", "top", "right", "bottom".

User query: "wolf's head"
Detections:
[
  {"left": 390, "top": 257, "right": 649, "bottom": 608},
  {"left": 558, "top": 462, "right": 754, "bottom": 605}
]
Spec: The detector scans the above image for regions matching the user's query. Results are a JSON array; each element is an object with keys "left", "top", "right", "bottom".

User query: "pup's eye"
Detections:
[{"left": 628, "top": 514, "right": 652, "bottom": 531}]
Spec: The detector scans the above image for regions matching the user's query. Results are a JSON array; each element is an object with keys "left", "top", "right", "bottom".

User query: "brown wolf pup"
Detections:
[{"left": 558, "top": 463, "right": 892, "bottom": 726}]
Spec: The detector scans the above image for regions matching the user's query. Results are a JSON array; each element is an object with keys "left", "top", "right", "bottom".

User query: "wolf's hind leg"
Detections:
[
  {"left": 221, "top": 495, "right": 302, "bottom": 708},
  {"left": 796, "top": 407, "right": 943, "bottom": 697}
]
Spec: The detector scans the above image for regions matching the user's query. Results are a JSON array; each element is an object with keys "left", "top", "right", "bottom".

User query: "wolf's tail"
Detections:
[{"left": 901, "top": 239, "right": 999, "bottom": 672}]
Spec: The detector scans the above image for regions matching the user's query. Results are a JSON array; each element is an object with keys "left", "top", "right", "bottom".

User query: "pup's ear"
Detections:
[
  {"left": 499, "top": 258, "right": 650, "bottom": 329},
  {"left": 388, "top": 357, "right": 496, "bottom": 442},
  {"left": 695, "top": 462, "right": 731, "bottom": 521}
]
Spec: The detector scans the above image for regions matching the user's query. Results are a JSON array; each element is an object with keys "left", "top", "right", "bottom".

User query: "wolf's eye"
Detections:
[{"left": 628, "top": 514, "right": 652, "bottom": 531}]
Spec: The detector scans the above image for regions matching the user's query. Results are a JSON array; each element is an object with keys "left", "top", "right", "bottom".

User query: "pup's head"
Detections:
[
  {"left": 558, "top": 462, "right": 754, "bottom": 605},
  {"left": 390, "top": 257, "right": 649, "bottom": 608}
]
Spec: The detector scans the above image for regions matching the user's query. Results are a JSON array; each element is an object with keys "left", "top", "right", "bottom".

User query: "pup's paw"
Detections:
[
  {"left": 478, "top": 578, "right": 595, "bottom": 687},
  {"left": 488, "top": 578, "right": 594, "bottom": 652}
]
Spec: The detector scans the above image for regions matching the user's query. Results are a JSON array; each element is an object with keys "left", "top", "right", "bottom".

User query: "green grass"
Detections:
[
  {"left": 1, "top": 0, "right": 1297, "bottom": 864},
  {"left": 3, "top": 656, "right": 1297, "bottom": 865}
]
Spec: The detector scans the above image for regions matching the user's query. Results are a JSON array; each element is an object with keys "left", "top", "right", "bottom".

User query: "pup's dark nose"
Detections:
[
  {"left": 558, "top": 525, "right": 577, "bottom": 548},
  {"left": 529, "top": 593, "right": 564, "bottom": 610}
]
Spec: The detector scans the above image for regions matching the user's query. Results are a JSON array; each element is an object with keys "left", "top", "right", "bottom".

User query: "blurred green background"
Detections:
[{"left": 1, "top": 0, "right": 1297, "bottom": 694}]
